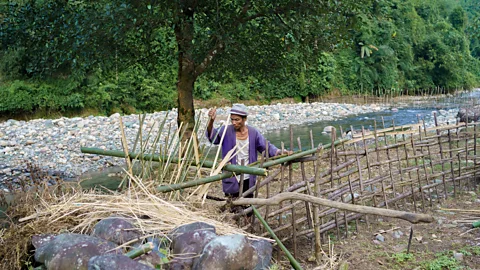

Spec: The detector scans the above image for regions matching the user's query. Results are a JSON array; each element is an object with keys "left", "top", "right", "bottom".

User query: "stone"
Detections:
[
  {"left": 457, "top": 105, "right": 480, "bottom": 123},
  {"left": 170, "top": 222, "right": 216, "bottom": 237},
  {"left": 88, "top": 254, "right": 154, "bottom": 270},
  {"left": 170, "top": 230, "right": 217, "bottom": 269},
  {"left": 34, "top": 233, "right": 120, "bottom": 270},
  {"left": 32, "top": 234, "right": 56, "bottom": 249},
  {"left": 323, "top": 126, "right": 334, "bottom": 133},
  {"left": 25, "top": 140, "right": 35, "bottom": 145},
  {"left": 375, "top": 234, "right": 385, "bottom": 242},
  {"left": 193, "top": 235, "right": 258, "bottom": 270},
  {"left": 44, "top": 120, "right": 54, "bottom": 128},
  {"left": 56, "top": 120, "right": 66, "bottom": 127},
  {"left": 250, "top": 239, "right": 273, "bottom": 270},
  {"left": 92, "top": 217, "right": 141, "bottom": 245},
  {"left": 453, "top": 252, "right": 464, "bottom": 261}
]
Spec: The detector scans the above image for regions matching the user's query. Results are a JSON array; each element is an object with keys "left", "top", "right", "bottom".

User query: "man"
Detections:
[{"left": 206, "top": 103, "right": 290, "bottom": 199}]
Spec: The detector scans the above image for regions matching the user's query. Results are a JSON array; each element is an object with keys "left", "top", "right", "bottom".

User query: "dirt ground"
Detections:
[
  {"left": 261, "top": 191, "right": 480, "bottom": 270},
  {"left": 203, "top": 171, "right": 480, "bottom": 270},
  {"left": 327, "top": 192, "right": 480, "bottom": 270}
]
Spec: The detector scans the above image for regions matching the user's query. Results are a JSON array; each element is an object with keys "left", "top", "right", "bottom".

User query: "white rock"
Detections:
[{"left": 323, "top": 126, "right": 334, "bottom": 133}]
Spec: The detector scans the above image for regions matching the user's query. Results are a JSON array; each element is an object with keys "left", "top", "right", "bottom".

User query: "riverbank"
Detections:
[{"left": 0, "top": 101, "right": 459, "bottom": 191}]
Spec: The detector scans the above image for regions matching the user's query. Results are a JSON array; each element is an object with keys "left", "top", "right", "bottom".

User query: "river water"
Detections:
[{"left": 264, "top": 89, "right": 480, "bottom": 151}]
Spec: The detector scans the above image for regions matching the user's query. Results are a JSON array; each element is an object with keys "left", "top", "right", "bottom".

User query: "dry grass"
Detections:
[{"left": 0, "top": 172, "right": 261, "bottom": 269}]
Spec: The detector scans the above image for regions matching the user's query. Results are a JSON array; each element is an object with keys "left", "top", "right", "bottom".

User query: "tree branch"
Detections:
[
  {"left": 232, "top": 192, "right": 434, "bottom": 224},
  {"left": 195, "top": 38, "right": 224, "bottom": 76}
]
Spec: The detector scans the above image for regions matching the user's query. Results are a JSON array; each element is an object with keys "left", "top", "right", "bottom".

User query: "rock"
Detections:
[
  {"left": 392, "top": 231, "right": 402, "bottom": 239},
  {"left": 249, "top": 239, "right": 273, "bottom": 270},
  {"left": 44, "top": 120, "right": 54, "bottom": 128},
  {"left": 193, "top": 235, "right": 258, "bottom": 270},
  {"left": 323, "top": 126, "right": 334, "bottom": 133},
  {"left": 88, "top": 254, "right": 155, "bottom": 270},
  {"left": 453, "top": 252, "right": 464, "bottom": 261},
  {"left": 92, "top": 217, "right": 141, "bottom": 245},
  {"left": 25, "top": 140, "right": 35, "bottom": 145},
  {"left": 109, "top": 113, "right": 121, "bottom": 120},
  {"left": 32, "top": 234, "right": 56, "bottom": 249},
  {"left": 345, "top": 193, "right": 360, "bottom": 202},
  {"left": 457, "top": 106, "right": 480, "bottom": 123},
  {"left": 34, "top": 233, "right": 120, "bottom": 270},
  {"left": 391, "top": 108, "right": 399, "bottom": 112},
  {"left": 170, "top": 230, "right": 217, "bottom": 269},
  {"left": 322, "top": 111, "right": 328, "bottom": 116},
  {"left": 375, "top": 234, "right": 385, "bottom": 242},
  {"left": 56, "top": 120, "right": 66, "bottom": 127},
  {"left": 170, "top": 222, "right": 216, "bottom": 237}
]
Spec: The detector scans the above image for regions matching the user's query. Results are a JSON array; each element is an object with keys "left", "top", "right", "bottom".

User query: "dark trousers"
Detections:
[
  {"left": 225, "top": 179, "right": 254, "bottom": 217},
  {"left": 224, "top": 178, "right": 254, "bottom": 198}
]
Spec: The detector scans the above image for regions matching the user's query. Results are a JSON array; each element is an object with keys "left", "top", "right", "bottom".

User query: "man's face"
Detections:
[{"left": 230, "top": 114, "right": 246, "bottom": 131}]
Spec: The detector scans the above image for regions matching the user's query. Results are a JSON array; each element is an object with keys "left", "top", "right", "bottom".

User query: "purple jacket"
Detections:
[{"left": 206, "top": 124, "right": 279, "bottom": 194}]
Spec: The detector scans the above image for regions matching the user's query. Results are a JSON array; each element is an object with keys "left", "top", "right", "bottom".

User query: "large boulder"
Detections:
[
  {"left": 192, "top": 234, "right": 258, "bottom": 270},
  {"left": 34, "top": 233, "right": 120, "bottom": 270},
  {"left": 88, "top": 254, "right": 154, "bottom": 270},
  {"left": 250, "top": 239, "right": 273, "bottom": 270},
  {"left": 170, "top": 222, "right": 216, "bottom": 237},
  {"left": 32, "top": 234, "right": 56, "bottom": 249},
  {"left": 170, "top": 230, "right": 217, "bottom": 269},
  {"left": 92, "top": 217, "right": 141, "bottom": 245},
  {"left": 457, "top": 106, "right": 480, "bottom": 123}
]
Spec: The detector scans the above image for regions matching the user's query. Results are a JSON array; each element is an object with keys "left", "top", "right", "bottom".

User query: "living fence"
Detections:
[
  {"left": 226, "top": 112, "right": 480, "bottom": 263},
  {"left": 82, "top": 111, "right": 480, "bottom": 266}
]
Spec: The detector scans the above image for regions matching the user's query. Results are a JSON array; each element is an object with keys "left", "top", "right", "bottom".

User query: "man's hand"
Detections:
[
  {"left": 208, "top": 107, "right": 217, "bottom": 121},
  {"left": 276, "top": 149, "right": 294, "bottom": 156}
]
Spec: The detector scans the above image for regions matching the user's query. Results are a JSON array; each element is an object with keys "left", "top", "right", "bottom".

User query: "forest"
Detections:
[{"left": 0, "top": 0, "right": 479, "bottom": 119}]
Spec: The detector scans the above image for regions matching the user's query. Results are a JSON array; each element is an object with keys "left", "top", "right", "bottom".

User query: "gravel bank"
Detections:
[{"left": 0, "top": 101, "right": 459, "bottom": 190}]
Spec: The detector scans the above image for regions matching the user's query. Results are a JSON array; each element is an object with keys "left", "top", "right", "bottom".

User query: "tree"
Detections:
[{"left": 153, "top": 0, "right": 373, "bottom": 139}]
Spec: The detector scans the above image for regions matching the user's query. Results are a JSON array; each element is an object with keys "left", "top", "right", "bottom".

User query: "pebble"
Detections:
[
  {"left": 0, "top": 99, "right": 464, "bottom": 190},
  {"left": 453, "top": 252, "right": 464, "bottom": 261},
  {"left": 375, "top": 234, "right": 385, "bottom": 242}
]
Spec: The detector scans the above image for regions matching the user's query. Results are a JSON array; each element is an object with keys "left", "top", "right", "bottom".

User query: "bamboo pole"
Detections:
[
  {"left": 125, "top": 243, "right": 154, "bottom": 259},
  {"left": 298, "top": 138, "right": 314, "bottom": 229},
  {"left": 447, "top": 121, "right": 457, "bottom": 197},
  {"left": 157, "top": 172, "right": 233, "bottom": 192},
  {"left": 252, "top": 206, "right": 303, "bottom": 270},
  {"left": 434, "top": 112, "right": 448, "bottom": 199},
  {"left": 289, "top": 125, "right": 297, "bottom": 258},
  {"left": 81, "top": 147, "right": 268, "bottom": 176}
]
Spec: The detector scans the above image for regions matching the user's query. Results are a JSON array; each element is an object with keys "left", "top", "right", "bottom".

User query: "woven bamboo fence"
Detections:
[{"left": 235, "top": 112, "right": 480, "bottom": 259}]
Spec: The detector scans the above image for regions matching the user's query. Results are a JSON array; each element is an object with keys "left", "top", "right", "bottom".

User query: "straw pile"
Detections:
[{"left": 0, "top": 175, "right": 251, "bottom": 269}]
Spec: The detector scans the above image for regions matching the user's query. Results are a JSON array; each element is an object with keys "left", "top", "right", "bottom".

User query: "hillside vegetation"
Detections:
[{"left": 0, "top": 0, "right": 479, "bottom": 118}]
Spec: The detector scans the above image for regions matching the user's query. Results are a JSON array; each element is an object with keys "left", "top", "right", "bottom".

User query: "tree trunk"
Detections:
[
  {"left": 177, "top": 55, "right": 196, "bottom": 140},
  {"left": 174, "top": 3, "right": 196, "bottom": 141}
]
